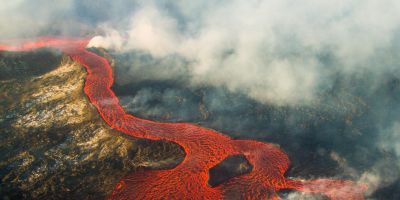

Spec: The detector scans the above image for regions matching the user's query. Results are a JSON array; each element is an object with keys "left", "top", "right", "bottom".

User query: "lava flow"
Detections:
[{"left": 0, "top": 37, "right": 368, "bottom": 200}]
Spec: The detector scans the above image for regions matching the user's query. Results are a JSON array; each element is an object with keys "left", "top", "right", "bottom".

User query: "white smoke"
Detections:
[
  {"left": 0, "top": 0, "right": 75, "bottom": 39},
  {"left": 88, "top": 0, "right": 400, "bottom": 105},
  {"left": 380, "top": 122, "right": 400, "bottom": 157},
  {"left": 2, "top": 1, "right": 400, "bottom": 198}
]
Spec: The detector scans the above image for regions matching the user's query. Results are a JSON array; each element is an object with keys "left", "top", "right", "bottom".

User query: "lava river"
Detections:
[{"left": 0, "top": 37, "right": 368, "bottom": 200}]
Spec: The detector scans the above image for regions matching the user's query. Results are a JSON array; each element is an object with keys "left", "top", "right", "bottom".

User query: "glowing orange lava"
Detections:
[{"left": 0, "top": 37, "right": 368, "bottom": 200}]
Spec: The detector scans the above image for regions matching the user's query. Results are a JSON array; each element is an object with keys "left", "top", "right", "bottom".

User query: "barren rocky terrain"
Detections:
[{"left": 0, "top": 50, "right": 184, "bottom": 199}]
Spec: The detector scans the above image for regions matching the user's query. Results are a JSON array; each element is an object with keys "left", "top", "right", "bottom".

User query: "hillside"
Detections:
[{"left": 0, "top": 50, "right": 184, "bottom": 199}]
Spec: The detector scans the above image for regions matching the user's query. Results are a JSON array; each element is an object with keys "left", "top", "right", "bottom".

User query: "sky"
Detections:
[{"left": 2, "top": 0, "right": 400, "bottom": 199}]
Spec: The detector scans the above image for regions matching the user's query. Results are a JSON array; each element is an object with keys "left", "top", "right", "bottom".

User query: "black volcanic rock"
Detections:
[
  {"left": 208, "top": 154, "right": 253, "bottom": 187},
  {"left": 0, "top": 48, "right": 62, "bottom": 81}
]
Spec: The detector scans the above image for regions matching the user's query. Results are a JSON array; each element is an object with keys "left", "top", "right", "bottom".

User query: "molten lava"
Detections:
[{"left": 0, "top": 37, "right": 368, "bottom": 200}]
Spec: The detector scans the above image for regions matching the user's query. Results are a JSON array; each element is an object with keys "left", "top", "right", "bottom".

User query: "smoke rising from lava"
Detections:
[
  {"left": 88, "top": 0, "right": 400, "bottom": 105},
  {"left": 90, "top": 1, "right": 400, "bottom": 198},
  {"left": 2, "top": 0, "right": 400, "bottom": 199}
]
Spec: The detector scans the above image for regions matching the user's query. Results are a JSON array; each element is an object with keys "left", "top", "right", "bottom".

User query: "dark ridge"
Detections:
[
  {"left": 208, "top": 154, "right": 253, "bottom": 187},
  {"left": 0, "top": 48, "right": 62, "bottom": 81}
]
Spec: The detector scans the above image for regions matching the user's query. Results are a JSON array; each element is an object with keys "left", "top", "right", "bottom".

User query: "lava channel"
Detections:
[{"left": 0, "top": 37, "right": 368, "bottom": 200}]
